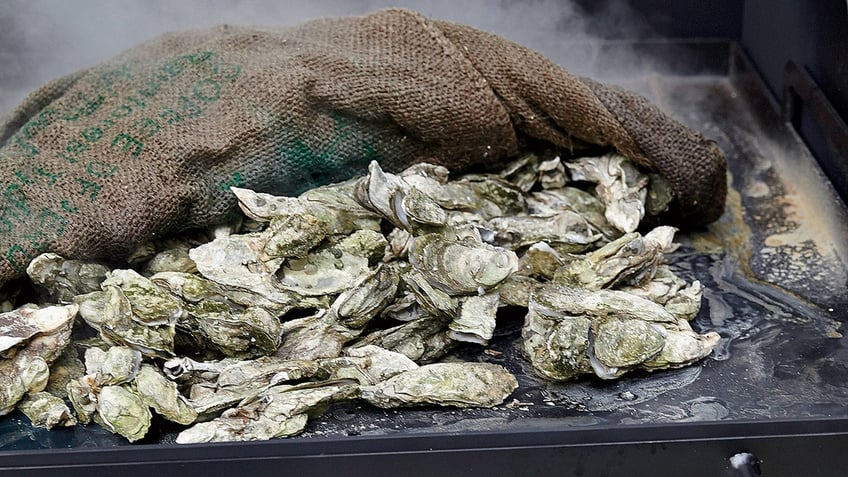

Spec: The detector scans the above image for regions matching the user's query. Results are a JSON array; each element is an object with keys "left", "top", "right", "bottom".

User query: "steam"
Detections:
[{"left": 0, "top": 0, "right": 657, "bottom": 116}]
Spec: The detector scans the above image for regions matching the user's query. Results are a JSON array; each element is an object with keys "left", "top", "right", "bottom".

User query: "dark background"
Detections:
[{"left": 577, "top": 0, "right": 847, "bottom": 202}]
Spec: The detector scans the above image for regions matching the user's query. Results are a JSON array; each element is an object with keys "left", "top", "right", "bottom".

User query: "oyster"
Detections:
[
  {"left": 354, "top": 161, "right": 446, "bottom": 233},
  {"left": 663, "top": 280, "right": 705, "bottom": 321},
  {"left": 553, "top": 226, "right": 677, "bottom": 290},
  {"left": 233, "top": 182, "right": 381, "bottom": 236},
  {"left": 143, "top": 247, "right": 197, "bottom": 275},
  {"left": 408, "top": 233, "right": 518, "bottom": 295},
  {"left": 18, "top": 391, "right": 77, "bottom": 429},
  {"left": 84, "top": 346, "right": 142, "bottom": 385},
  {"left": 100, "top": 285, "right": 175, "bottom": 357},
  {"left": 96, "top": 385, "right": 151, "bottom": 442},
  {"left": 590, "top": 318, "right": 666, "bottom": 378},
  {"left": 351, "top": 315, "right": 454, "bottom": 364},
  {"left": 188, "top": 234, "right": 303, "bottom": 312},
  {"left": 521, "top": 283, "right": 718, "bottom": 380},
  {"left": 619, "top": 265, "right": 686, "bottom": 304},
  {"left": 0, "top": 304, "right": 77, "bottom": 353},
  {"left": 133, "top": 364, "right": 197, "bottom": 425},
  {"left": 102, "top": 269, "right": 184, "bottom": 326},
  {"left": 66, "top": 375, "right": 98, "bottom": 424},
  {"left": 498, "top": 153, "right": 540, "bottom": 192},
  {"left": 0, "top": 304, "right": 76, "bottom": 414},
  {"left": 0, "top": 355, "right": 50, "bottom": 415},
  {"left": 402, "top": 271, "right": 458, "bottom": 318},
  {"left": 564, "top": 153, "right": 649, "bottom": 233},
  {"left": 527, "top": 187, "right": 620, "bottom": 240},
  {"left": 497, "top": 274, "right": 544, "bottom": 308},
  {"left": 330, "top": 264, "right": 400, "bottom": 330},
  {"left": 522, "top": 242, "right": 565, "bottom": 280},
  {"left": 181, "top": 356, "right": 320, "bottom": 417},
  {"left": 531, "top": 283, "right": 678, "bottom": 324},
  {"left": 485, "top": 212, "right": 602, "bottom": 251},
  {"left": 448, "top": 292, "right": 500, "bottom": 345},
  {"left": 180, "top": 303, "right": 281, "bottom": 358},
  {"left": 276, "top": 230, "right": 386, "bottom": 296},
  {"left": 44, "top": 345, "right": 86, "bottom": 398},
  {"left": 538, "top": 157, "right": 567, "bottom": 189},
  {"left": 642, "top": 328, "right": 721, "bottom": 370},
  {"left": 319, "top": 346, "right": 419, "bottom": 385},
  {"left": 74, "top": 291, "right": 108, "bottom": 330},
  {"left": 176, "top": 382, "right": 359, "bottom": 443},
  {"left": 26, "top": 253, "right": 110, "bottom": 303},
  {"left": 521, "top": 294, "right": 592, "bottom": 381},
  {"left": 275, "top": 311, "right": 347, "bottom": 361},
  {"left": 360, "top": 362, "right": 517, "bottom": 408}
]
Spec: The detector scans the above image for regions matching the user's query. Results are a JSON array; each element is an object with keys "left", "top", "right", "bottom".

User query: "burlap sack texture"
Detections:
[{"left": 0, "top": 8, "right": 726, "bottom": 285}]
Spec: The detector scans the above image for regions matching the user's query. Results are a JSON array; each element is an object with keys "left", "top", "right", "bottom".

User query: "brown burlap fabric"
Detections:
[{"left": 0, "top": 8, "right": 725, "bottom": 285}]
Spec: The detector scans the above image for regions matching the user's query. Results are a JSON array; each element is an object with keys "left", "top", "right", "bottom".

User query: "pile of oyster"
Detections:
[{"left": 0, "top": 153, "right": 719, "bottom": 443}]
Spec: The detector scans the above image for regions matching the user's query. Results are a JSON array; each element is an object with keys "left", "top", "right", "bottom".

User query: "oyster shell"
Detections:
[
  {"left": 360, "top": 362, "right": 517, "bottom": 408},
  {"left": 84, "top": 346, "right": 142, "bottom": 385},
  {"left": 486, "top": 212, "right": 602, "bottom": 251},
  {"left": 319, "top": 345, "right": 419, "bottom": 385},
  {"left": 498, "top": 153, "right": 540, "bottom": 192},
  {"left": 538, "top": 157, "right": 567, "bottom": 189},
  {"left": 0, "top": 355, "right": 50, "bottom": 415},
  {"left": 96, "top": 385, "right": 151, "bottom": 442},
  {"left": 182, "top": 356, "right": 320, "bottom": 417},
  {"left": 330, "top": 264, "right": 400, "bottom": 330},
  {"left": 527, "top": 187, "right": 620, "bottom": 241},
  {"left": 497, "top": 274, "right": 544, "bottom": 308},
  {"left": 521, "top": 283, "right": 718, "bottom": 380},
  {"left": 188, "top": 234, "right": 304, "bottom": 312},
  {"left": 553, "top": 226, "right": 677, "bottom": 290},
  {"left": 0, "top": 304, "right": 77, "bottom": 353},
  {"left": 276, "top": 230, "right": 386, "bottom": 296},
  {"left": 44, "top": 345, "right": 85, "bottom": 398},
  {"left": 642, "top": 328, "right": 721, "bottom": 370},
  {"left": 26, "top": 253, "right": 110, "bottom": 303},
  {"left": 100, "top": 285, "right": 175, "bottom": 357},
  {"left": 143, "top": 247, "right": 197, "bottom": 275},
  {"left": 663, "top": 280, "right": 705, "bottom": 321},
  {"left": 102, "top": 269, "right": 184, "bottom": 326},
  {"left": 74, "top": 291, "right": 108, "bottom": 330},
  {"left": 408, "top": 233, "right": 518, "bottom": 295},
  {"left": 522, "top": 242, "right": 565, "bottom": 280},
  {"left": 590, "top": 318, "right": 666, "bottom": 378},
  {"left": 180, "top": 303, "right": 281, "bottom": 358},
  {"left": 0, "top": 304, "right": 76, "bottom": 414},
  {"left": 275, "top": 311, "right": 347, "bottom": 361},
  {"left": 66, "top": 375, "right": 97, "bottom": 424},
  {"left": 521, "top": 294, "right": 592, "bottom": 381},
  {"left": 133, "top": 364, "right": 197, "bottom": 425},
  {"left": 564, "top": 153, "right": 649, "bottom": 233},
  {"left": 619, "top": 265, "right": 686, "bottom": 304},
  {"left": 351, "top": 315, "right": 454, "bottom": 364},
  {"left": 448, "top": 292, "right": 500, "bottom": 345},
  {"left": 402, "top": 271, "right": 458, "bottom": 318},
  {"left": 176, "top": 382, "right": 359, "bottom": 443},
  {"left": 18, "top": 391, "right": 77, "bottom": 429},
  {"left": 531, "top": 283, "right": 678, "bottom": 324},
  {"left": 233, "top": 182, "right": 380, "bottom": 235}
]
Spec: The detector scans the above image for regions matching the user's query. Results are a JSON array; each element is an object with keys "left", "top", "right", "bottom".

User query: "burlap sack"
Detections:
[{"left": 0, "top": 8, "right": 725, "bottom": 285}]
